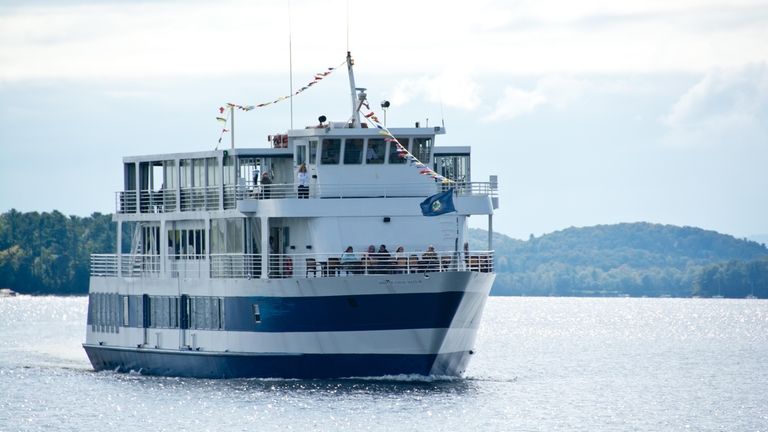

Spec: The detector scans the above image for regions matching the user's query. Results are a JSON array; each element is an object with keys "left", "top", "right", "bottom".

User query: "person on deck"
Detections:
[
  {"left": 297, "top": 163, "right": 309, "bottom": 199},
  {"left": 421, "top": 245, "right": 438, "bottom": 272},
  {"left": 394, "top": 245, "right": 406, "bottom": 273},
  {"left": 362, "top": 245, "right": 376, "bottom": 274},
  {"left": 341, "top": 246, "right": 360, "bottom": 274},
  {"left": 260, "top": 171, "right": 272, "bottom": 199},
  {"left": 375, "top": 244, "right": 392, "bottom": 274}
]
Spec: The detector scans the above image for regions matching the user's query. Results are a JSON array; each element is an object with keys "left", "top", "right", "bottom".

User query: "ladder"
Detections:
[{"left": 129, "top": 224, "right": 143, "bottom": 276}]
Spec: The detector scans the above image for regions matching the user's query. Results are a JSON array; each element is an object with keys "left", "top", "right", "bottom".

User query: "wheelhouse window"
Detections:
[
  {"left": 295, "top": 144, "right": 307, "bottom": 166},
  {"left": 343, "top": 139, "right": 364, "bottom": 164},
  {"left": 435, "top": 154, "right": 470, "bottom": 183},
  {"left": 411, "top": 138, "right": 433, "bottom": 164},
  {"left": 309, "top": 140, "right": 318, "bottom": 164},
  {"left": 366, "top": 139, "right": 386, "bottom": 164},
  {"left": 321, "top": 139, "right": 341, "bottom": 164},
  {"left": 389, "top": 138, "right": 410, "bottom": 164}
]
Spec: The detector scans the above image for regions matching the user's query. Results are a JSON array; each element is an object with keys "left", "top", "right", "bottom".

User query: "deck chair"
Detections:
[
  {"left": 326, "top": 257, "right": 340, "bottom": 276},
  {"left": 306, "top": 258, "right": 318, "bottom": 277}
]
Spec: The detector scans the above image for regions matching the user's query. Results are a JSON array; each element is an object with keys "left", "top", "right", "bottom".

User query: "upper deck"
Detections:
[{"left": 116, "top": 124, "right": 498, "bottom": 218}]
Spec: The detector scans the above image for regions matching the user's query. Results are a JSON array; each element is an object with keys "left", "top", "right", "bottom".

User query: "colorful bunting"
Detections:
[{"left": 215, "top": 60, "right": 345, "bottom": 147}]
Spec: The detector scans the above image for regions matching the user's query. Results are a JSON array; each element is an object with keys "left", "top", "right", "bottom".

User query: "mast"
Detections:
[
  {"left": 346, "top": 51, "right": 361, "bottom": 128},
  {"left": 230, "top": 104, "right": 235, "bottom": 149}
]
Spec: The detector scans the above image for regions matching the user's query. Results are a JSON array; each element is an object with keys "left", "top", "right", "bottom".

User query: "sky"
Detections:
[{"left": 1, "top": 0, "right": 767, "bottom": 240}]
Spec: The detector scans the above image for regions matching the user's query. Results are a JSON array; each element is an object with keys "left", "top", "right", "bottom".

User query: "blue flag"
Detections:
[{"left": 420, "top": 188, "right": 456, "bottom": 216}]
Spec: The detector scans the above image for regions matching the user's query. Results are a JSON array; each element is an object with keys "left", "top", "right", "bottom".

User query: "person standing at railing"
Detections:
[
  {"left": 297, "top": 163, "right": 309, "bottom": 199},
  {"left": 260, "top": 171, "right": 272, "bottom": 199}
]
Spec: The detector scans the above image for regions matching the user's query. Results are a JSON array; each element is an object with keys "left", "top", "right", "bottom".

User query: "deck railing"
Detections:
[
  {"left": 90, "top": 250, "right": 494, "bottom": 279},
  {"left": 116, "top": 182, "right": 497, "bottom": 213}
]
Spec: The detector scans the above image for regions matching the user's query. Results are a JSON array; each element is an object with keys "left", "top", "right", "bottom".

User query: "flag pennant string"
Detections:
[
  {"left": 215, "top": 60, "right": 345, "bottom": 147},
  {"left": 361, "top": 107, "right": 453, "bottom": 184}
]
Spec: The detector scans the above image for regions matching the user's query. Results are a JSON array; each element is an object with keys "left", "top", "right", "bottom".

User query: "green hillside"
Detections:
[{"left": 471, "top": 223, "right": 768, "bottom": 298}]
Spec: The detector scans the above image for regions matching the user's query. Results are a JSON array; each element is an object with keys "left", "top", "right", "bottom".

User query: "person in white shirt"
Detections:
[{"left": 297, "top": 163, "right": 309, "bottom": 199}]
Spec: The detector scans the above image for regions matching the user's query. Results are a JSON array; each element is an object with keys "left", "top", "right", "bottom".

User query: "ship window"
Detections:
[
  {"left": 321, "top": 139, "right": 341, "bottom": 164},
  {"left": 146, "top": 296, "right": 180, "bottom": 329},
  {"left": 412, "top": 138, "right": 432, "bottom": 164},
  {"left": 89, "top": 293, "right": 122, "bottom": 334},
  {"left": 188, "top": 296, "right": 224, "bottom": 330},
  {"left": 223, "top": 155, "right": 235, "bottom": 185},
  {"left": 309, "top": 140, "right": 318, "bottom": 164},
  {"left": 180, "top": 159, "right": 192, "bottom": 188},
  {"left": 253, "top": 304, "right": 261, "bottom": 323},
  {"left": 389, "top": 138, "right": 409, "bottom": 164},
  {"left": 206, "top": 157, "right": 218, "bottom": 186},
  {"left": 435, "top": 154, "right": 470, "bottom": 183},
  {"left": 193, "top": 159, "right": 205, "bottom": 188},
  {"left": 163, "top": 160, "right": 176, "bottom": 189},
  {"left": 122, "top": 296, "right": 129, "bottom": 327},
  {"left": 366, "top": 139, "right": 386, "bottom": 164},
  {"left": 295, "top": 144, "right": 307, "bottom": 166},
  {"left": 343, "top": 139, "right": 363, "bottom": 164}
]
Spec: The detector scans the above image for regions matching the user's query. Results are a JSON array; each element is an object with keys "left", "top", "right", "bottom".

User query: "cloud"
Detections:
[
  {"left": 484, "top": 76, "right": 588, "bottom": 121},
  {"left": 663, "top": 63, "right": 768, "bottom": 146},
  {"left": 2, "top": 0, "right": 768, "bottom": 81},
  {"left": 390, "top": 72, "right": 482, "bottom": 110}
]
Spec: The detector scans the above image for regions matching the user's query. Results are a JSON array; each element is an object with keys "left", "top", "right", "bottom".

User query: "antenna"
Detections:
[
  {"left": 288, "top": 0, "right": 294, "bottom": 129},
  {"left": 346, "top": 52, "right": 361, "bottom": 127},
  {"left": 440, "top": 101, "right": 446, "bottom": 128},
  {"left": 346, "top": 0, "right": 350, "bottom": 52}
]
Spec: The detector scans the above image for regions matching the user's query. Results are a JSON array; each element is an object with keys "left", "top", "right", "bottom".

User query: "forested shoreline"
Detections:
[
  {"left": 1, "top": 210, "right": 766, "bottom": 298},
  {"left": 469, "top": 224, "right": 768, "bottom": 298}
]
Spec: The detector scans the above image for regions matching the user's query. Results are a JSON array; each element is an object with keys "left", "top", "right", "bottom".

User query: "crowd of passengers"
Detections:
[{"left": 338, "top": 244, "right": 438, "bottom": 274}]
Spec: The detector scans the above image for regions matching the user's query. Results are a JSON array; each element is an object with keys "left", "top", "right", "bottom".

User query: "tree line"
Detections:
[
  {"left": 470, "top": 223, "right": 768, "bottom": 298},
  {"left": 0, "top": 210, "right": 119, "bottom": 294}
]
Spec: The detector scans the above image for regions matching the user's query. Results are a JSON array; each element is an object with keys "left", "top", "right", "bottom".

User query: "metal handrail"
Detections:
[
  {"left": 90, "top": 250, "right": 494, "bottom": 278},
  {"left": 115, "top": 182, "right": 498, "bottom": 213}
]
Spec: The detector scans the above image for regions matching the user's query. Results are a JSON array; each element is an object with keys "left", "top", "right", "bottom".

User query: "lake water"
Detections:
[{"left": 1, "top": 296, "right": 766, "bottom": 431}]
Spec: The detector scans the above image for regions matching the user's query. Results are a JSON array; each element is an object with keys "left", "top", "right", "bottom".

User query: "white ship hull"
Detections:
[{"left": 83, "top": 271, "right": 494, "bottom": 378}]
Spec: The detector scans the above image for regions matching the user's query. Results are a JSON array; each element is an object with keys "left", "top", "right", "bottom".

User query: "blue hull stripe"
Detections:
[
  {"left": 83, "top": 345, "right": 471, "bottom": 379},
  {"left": 111, "top": 291, "right": 478, "bottom": 333},
  {"left": 226, "top": 291, "right": 468, "bottom": 332}
]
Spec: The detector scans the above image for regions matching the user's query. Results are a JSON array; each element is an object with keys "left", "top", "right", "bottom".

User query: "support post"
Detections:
[
  {"left": 230, "top": 105, "right": 235, "bottom": 149},
  {"left": 116, "top": 220, "right": 122, "bottom": 277},
  {"left": 260, "top": 216, "right": 269, "bottom": 279},
  {"left": 488, "top": 214, "right": 493, "bottom": 251},
  {"left": 160, "top": 219, "right": 166, "bottom": 277}
]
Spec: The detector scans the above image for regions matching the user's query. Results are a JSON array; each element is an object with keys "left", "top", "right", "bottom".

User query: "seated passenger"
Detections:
[
  {"left": 361, "top": 245, "right": 376, "bottom": 274},
  {"left": 421, "top": 245, "right": 439, "bottom": 272},
  {"left": 341, "top": 246, "right": 361, "bottom": 274},
  {"left": 374, "top": 244, "right": 392, "bottom": 274},
  {"left": 394, "top": 246, "right": 406, "bottom": 274}
]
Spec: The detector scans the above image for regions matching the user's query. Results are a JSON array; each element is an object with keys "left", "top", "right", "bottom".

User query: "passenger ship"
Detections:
[{"left": 83, "top": 53, "right": 499, "bottom": 379}]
